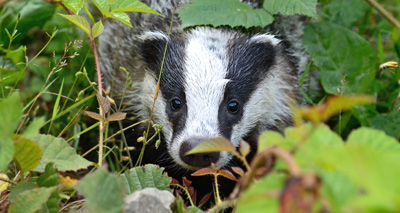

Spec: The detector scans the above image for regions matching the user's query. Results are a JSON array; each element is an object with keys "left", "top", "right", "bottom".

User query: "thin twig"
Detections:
[{"left": 365, "top": 0, "right": 400, "bottom": 31}]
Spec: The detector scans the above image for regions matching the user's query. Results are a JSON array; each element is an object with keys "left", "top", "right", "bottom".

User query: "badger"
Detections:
[{"left": 99, "top": 0, "right": 308, "bottom": 197}]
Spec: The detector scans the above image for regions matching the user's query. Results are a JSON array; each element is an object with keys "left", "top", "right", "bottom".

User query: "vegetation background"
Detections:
[{"left": 0, "top": 0, "right": 400, "bottom": 212}]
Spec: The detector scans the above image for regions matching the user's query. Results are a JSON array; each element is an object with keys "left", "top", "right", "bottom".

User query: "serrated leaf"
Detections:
[
  {"left": 177, "top": 0, "right": 273, "bottom": 29},
  {"left": 111, "top": 0, "right": 163, "bottom": 17},
  {"left": 107, "top": 112, "right": 127, "bottom": 122},
  {"left": 303, "top": 22, "right": 377, "bottom": 94},
  {"left": 62, "top": 0, "right": 83, "bottom": 14},
  {"left": 92, "top": 20, "right": 104, "bottom": 39},
  {"left": 29, "top": 134, "right": 92, "bottom": 172},
  {"left": 8, "top": 187, "right": 57, "bottom": 213},
  {"left": 370, "top": 111, "right": 400, "bottom": 139},
  {"left": 13, "top": 135, "right": 43, "bottom": 172},
  {"left": 109, "top": 11, "right": 132, "bottom": 27},
  {"left": 120, "top": 164, "right": 172, "bottom": 194},
  {"left": 263, "top": 0, "right": 317, "bottom": 18},
  {"left": 85, "top": 111, "right": 104, "bottom": 122},
  {"left": 297, "top": 95, "right": 375, "bottom": 124},
  {"left": 59, "top": 14, "right": 91, "bottom": 37},
  {"left": 0, "top": 92, "right": 22, "bottom": 171},
  {"left": 91, "top": 0, "right": 111, "bottom": 14},
  {"left": 186, "top": 137, "right": 236, "bottom": 155},
  {"left": 96, "top": 93, "right": 111, "bottom": 113},
  {"left": 8, "top": 181, "right": 36, "bottom": 201},
  {"left": 323, "top": 0, "right": 369, "bottom": 28},
  {"left": 77, "top": 167, "right": 124, "bottom": 213},
  {"left": 346, "top": 127, "right": 400, "bottom": 152}
]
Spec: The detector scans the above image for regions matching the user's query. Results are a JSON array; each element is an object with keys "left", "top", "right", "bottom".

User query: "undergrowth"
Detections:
[{"left": 0, "top": 0, "right": 400, "bottom": 212}]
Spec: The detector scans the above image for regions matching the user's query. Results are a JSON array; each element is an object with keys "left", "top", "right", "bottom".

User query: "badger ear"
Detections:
[
  {"left": 248, "top": 34, "right": 281, "bottom": 46},
  {"left": 140, "top": 31, "right": 168, "bottom": 72}
]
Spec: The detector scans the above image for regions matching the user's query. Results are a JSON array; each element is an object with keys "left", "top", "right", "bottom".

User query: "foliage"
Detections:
[{"left": 0, "top": 0, "right": 399, "bottom": 212}]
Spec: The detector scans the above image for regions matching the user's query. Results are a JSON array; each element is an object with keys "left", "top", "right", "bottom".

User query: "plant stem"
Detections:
[
  {"left": 214, "top": 174, "right": 222, "bottom": 204},
  {"left": 365, "top": 0, "right": 400, "bottom": 31}
]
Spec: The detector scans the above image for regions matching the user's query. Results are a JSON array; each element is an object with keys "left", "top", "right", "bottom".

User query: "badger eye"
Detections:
[
  {"left": 171, "top": 98, "right": 182, "bottom": 111},
  {"left": 227, "top": 100, "right": 239, "bottom": 114}
]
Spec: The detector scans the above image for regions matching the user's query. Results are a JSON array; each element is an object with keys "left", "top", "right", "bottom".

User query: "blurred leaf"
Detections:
[
  {"left": 218, "top": 170, "right": 237, "bottom": 181},
  {"left": 346, "top": 127, "right": 400, "bottom": 152},
  {"left": 370, "top": 111, "right": 400, "bottom": 139},
  {"left": 59, "top": 14, "right": 91, "bottom": 37},
  {"left": 62, "top": 0, "right": 83, "bottom": 14},
  {"left": 8, "top": 181, "right": 35, "bottom": 201},
  {"left": 0, "top": 92, "right": 22, "bottom": 171},
  {"left": 178, "top": 0, "right": 273, "bottom": 29},
  {"left": 239, "top": 140, "right": 250, "bottom": 157},
  {"left": 322, "top": 0, "right": 369, "bottom": 27},
  {"left": 186, "top": 137, "right": 236, "bottom": 155},
  {"left": 77, "top": 167, "right": 124, "bottom": 213},
  {"left": 297, "top": 95, "right": 375, "bottom": 124},
  {"left": 263, "top": 0, "right": 317, "bottom": 18},
  {"left": 191, "top": 168, "right": 215, "bottom": 177},
  {"left": 303, "top": 22, "right": 377, "bottom": 94},
  {"left": 92, "top": 20, "right": 104, "bottom": 39},
  {"left": 8, "top": 187, "right": 56, "bottom": 213},
  {"left": 0, "top": 173, "right": 10, "bottom": 194},
  {"left": 108, "top": 11, "right": 132, "bottom": 27},
  {"left": 22, "top": 116, "right": 45, "bottom": 138},
  {"left": 29, "top": 134, "right": 92, "bottom": 172},
  {"left": 111, "top": 0, "right": 163, "bottom": 17},
  {"left": 120, "top": 164, "right": 172, "bottom": 194},
  {"left": 37, "top": 163, "right": 59, "bottom": 187},
  {"left": 13, "top": 135, "right": 43, "bottom": 172},
  {"left": 52, "top": 79, "right": 64, "bottom": 121}
]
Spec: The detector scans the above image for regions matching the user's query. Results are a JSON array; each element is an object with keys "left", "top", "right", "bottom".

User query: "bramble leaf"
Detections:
[
  {"left": 59, "top": 14, "right": 91, "bottom": 37},
  {"left": 8, "top": 187, "right": 57, "bottom": 213},
  {"left": 107, "top": 112, "right": 127, "bottom": 122},
  {"left": 13, "top": 135, "right": 43, "bottom": 172},
  {"left": 263, "top": 0, "right": 317, "bottom": 18},
  {"left": 120, "top": 164, "right": 172, "bottom": 194},
  {"left": 29, "top": 134, "right": 92, "bottom": 172},
  {"left": 85, "top": 111, "right": 104, "bottom": 122},
  {"left": 61, "top": 0, "right": 83, "bottom": 14},
  {"left": 111, "top": 0, "right": 163, "bottom": 17},
  {"left": 92, "top": 20, "right": 104, "bottom": 39},
  {"left": 178, "top": 0, "right": 273, "bottom": 29}
]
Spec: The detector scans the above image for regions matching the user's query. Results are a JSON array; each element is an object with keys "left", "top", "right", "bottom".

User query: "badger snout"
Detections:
[{"left": 179, "top": 138, "right": 220, "bottom": 168}]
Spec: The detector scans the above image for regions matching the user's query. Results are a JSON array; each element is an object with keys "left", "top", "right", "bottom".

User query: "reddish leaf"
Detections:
[
  {"left": 97, "top": 93, "right": 111, "bottom": 114},
  {"left": 107, "top": 112, "right": 127, "bottom": 122},
  {"left": 198, "top": 191, "right": 213, "bottom": 207},
  {"left": 85, "top": 111, "right": 104, "bottom": 122},
  {"left": 218, "top": 170, "right": 238, "bottom": 182},
  {"left": 170, "top": 178, "right": 179, "bottom": 185},
  {"left": 231, "top": 167, "right": 245, "bottom": 177},
  {"left": 191, "top": 168, "right": 216, "bottom": 177},
  {"left": 182, "top": 176, "right": 192, "bottom": 187},
  {"left": 187, "top": 186, "right": 197, "bottom": 204}
]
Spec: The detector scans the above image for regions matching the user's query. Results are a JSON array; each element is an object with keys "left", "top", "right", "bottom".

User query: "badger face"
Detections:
[{"left": 140, "top": 27, "right": 296, "bottom": 170}]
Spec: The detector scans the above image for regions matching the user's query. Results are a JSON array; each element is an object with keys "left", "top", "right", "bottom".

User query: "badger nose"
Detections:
[{"left": 179, "top": 138, "right": 220, "bottom": 168}]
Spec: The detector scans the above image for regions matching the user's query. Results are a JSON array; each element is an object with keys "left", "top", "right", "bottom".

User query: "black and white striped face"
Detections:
[{"left": 140, "top": 27, "right": 296, "bottom": 170}]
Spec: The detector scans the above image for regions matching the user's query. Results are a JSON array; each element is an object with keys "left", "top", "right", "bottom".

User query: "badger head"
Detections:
[{"left": 139, "top": 27, "right": 298, "bottom": 171}]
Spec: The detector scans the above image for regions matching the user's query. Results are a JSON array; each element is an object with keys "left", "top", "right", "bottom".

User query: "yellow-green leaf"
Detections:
[
  {"left": 107, "top": 112, "right": 127, "bottom": 122},
  {"left": 92, "top": 20, "right": 104, "bottom": 39},
  {"left": 13, "top": 135, "right": 43, "bottom": 172},
  {"left": 59, "top": 14, "right": 91, "bottom": 37},
  {"left": 186, "top": 137, "right": 236, "bottom": 155}
]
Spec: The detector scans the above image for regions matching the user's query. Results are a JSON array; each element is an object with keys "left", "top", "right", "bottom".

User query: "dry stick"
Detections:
[{"left": 365, "top": 0, "right": 400, "bottom": 31}]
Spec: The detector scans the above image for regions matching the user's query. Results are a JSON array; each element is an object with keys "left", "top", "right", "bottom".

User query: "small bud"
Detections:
[
  {"left": 137, "top": 136, "right": 144, "bottom": 143},
  {"left": 155, "top": 139, "right": 161, "bottom": 149},
  {"left": 121, "top": 156, "right": 130, "bottom": 161}
]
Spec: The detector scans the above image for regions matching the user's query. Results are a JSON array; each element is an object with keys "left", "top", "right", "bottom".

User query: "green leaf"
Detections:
[
  {"left": 8, "top": 187, "right": 57, "bottom": 213},
  {"left": 346, "top": 127, "right": 400, "bottom": 152},
  {"left": 29, "top": 134, "right": 92, "bottom": 172},
  {"left": 263, "top": 0, "right": 317, "bottom": 18},
  {"left": 62, "top": 0, "right": 83, "bottom": 14},
  {"left": 370, "top": 111, "right": 400, "bottom": 139},
  {"left": 8, "top": 181, "right": 36, "bottom": 201},
  {"left": 0, "top": 92, "right": 22, "bottom": 171},
  {"left": 236, "top": 173, "right": 285, "bottom": 212},
  {"left": 59, "top": 14, "right": 91, "bottom": 37},
  {"left": 111, "top": 0, "right": 163, "bottom": 17},
  {"left": 77, "top": 167, "right": 124, "bottom": 213},
  {"left": 322, "top": 0, "right": 369, "bottom": 27},
  {"left": 37, "top": 163, "right": 59, "bottom": 187},
  {"left": 13, "top": 135, "right": 43, "bottom": 172},
  {"left": 109, "top": 11, "right": 132, "bottom": 27},
  {"left": 177, "top": 0, "right": 273, "bottom": 29},
  {"left": 22, "top": 117, "right": 45, "bottom": 138},
  {"left": 303, "top": 22, "right": 377, "bottom": 94},
  {"left": 91, "top": 0, "right": 111, "bottom": 15},
  {"left": 185, "top": 137, "right": 236, "bottom": 155},
  {"left": 92, "top": 20, "right": 104, "bottom": 39},
  {"left": 120, "top": 164, "right": 172, "bottom": 194}
]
